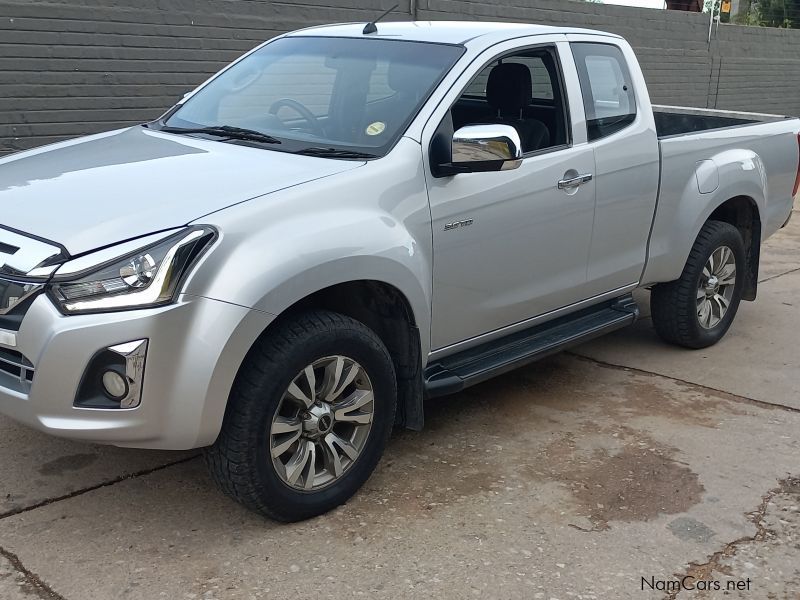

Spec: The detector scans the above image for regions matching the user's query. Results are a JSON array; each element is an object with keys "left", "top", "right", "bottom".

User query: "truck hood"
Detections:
[{"left": 0, "top": 126, "right": 363, "bottom": 256}]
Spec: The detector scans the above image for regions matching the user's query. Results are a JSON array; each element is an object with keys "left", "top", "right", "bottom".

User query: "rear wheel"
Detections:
[
  {"left": 205, "top": 310, "right": 396, "bottom": 521},
  {"left": 650, "top": 220, "right": 745, "bottom": 349}
]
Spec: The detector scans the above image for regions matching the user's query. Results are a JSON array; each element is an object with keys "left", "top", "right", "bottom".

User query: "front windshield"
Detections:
[{"left": 164, "top": 36, "right": 464, "bottom": 156}]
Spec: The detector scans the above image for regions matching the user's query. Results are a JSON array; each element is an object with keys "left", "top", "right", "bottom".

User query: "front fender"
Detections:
[
  {"left": 184, "top": 137, "right": 433, "bottom": 358},
  {"left": 252, "top": 254, "right": 430, "bottom": 351}
]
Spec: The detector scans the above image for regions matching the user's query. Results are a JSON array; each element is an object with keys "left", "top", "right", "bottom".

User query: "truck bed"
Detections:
[
  {"left": 643, "top": 106, "right": 800, "bottom": 289},
  {"left": 653, "top": 105, "right": 790, "bottom": 138}
]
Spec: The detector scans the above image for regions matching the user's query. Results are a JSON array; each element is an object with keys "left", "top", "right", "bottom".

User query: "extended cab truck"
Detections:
[{"left": 1, "top": 22, "right": 799, "bottom": 522}]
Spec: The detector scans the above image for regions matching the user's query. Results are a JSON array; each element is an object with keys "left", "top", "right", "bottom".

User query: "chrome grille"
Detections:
[
  {"left": 0, "top": 347, "right": 34, "bottom": 386},
  {"left": 0, "top": 227, "right": 65, "bottom": 279},
  {"left": 0, "top": 225, "right": 63, "bottom": 332}
]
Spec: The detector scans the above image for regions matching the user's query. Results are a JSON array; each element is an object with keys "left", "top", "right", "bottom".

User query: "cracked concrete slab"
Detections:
[
  {"left": 0, "top": 418, "right": 195, "bottom": 517},
  {"left": 0, "top": 551, "right": 60, "bottom": 600},
  {"left": 0, "top": 355, "right": 797, "bottom": 599},
  {"left": 660, "top": 477, "right": 800, "bottom": 600},
  {"left": 0, "top": 554, "right": 37, "bottom": 600},
  {"left": 574, "top": 220, "right": 800, "bottom": 411},
  {"left": 688, "top": 478, "right": 800, "bottom": 599}
]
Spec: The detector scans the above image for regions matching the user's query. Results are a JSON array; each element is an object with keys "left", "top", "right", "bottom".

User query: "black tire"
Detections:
[
  {"left": 204, "top": 310, "right": 396, "bottom": 522},
  {"left": 650, "top": 220, "right": 745, "bottom": 349}
]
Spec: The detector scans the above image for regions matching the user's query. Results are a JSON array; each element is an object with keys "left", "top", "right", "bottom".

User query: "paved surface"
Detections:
[{"left": 1, "top": 214, "right": 799, "bottom": 600}]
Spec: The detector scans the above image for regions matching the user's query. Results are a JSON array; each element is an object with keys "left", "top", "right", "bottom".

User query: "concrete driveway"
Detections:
[{"left": 2, "top": 215, "right": 799, "bottom": 600}]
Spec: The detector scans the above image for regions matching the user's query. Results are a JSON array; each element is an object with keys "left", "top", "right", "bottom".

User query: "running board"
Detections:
[{"left": 424, "top": 295, "right": 639, "bottom": 398}]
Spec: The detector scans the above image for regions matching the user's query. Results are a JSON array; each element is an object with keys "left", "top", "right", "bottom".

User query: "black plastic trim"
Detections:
[
  {"left": 74, "top": 348, "right": 128, "bottom": 409},
  {"left": 0, "top": 347, "right": 34, "bottom": 383},
  {"left": 424, "top": 295, "right": 639, "bottom": 398},
  {"left": 0, "top": 290, "right": 41, "bottom": 332}
]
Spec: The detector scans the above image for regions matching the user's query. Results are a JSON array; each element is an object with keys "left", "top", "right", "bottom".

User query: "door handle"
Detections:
[{"left": 557, "top": 173, "right": 593, "bottom": 189}]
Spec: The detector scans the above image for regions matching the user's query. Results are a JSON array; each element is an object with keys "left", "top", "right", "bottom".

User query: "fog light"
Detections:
[
  {"left": 101, "top": 369, "right": 128, "bottom": 400},
  {"left": 75, "top": 339, "right": 147, "bottom": 409}
]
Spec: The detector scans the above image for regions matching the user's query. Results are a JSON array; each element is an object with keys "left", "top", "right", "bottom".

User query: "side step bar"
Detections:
[{"left": 424, "top": 295, "right": 639, "bottom": 398}]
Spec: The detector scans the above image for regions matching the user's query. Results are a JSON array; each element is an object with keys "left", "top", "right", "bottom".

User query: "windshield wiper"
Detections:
[
  {"left": 157, "top": 125, "right": 281, "bottom": 145},
  {"left": 295, "top": 147, "right": 376, "bottom": 159}
]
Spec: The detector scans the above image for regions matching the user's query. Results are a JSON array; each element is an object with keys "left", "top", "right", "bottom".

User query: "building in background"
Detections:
[
  {"left": 665, "top": 0, "right": 702, "bottom": 10},
  {"left": 1, "top": 0, "right": 797, "bottom": 156}
]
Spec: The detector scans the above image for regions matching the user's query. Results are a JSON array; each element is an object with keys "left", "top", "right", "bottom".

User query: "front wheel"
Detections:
[
  {"left": 650, "top": 220, "right": 745, "bottom": 349},
  {"left": 204, "top": 310, "right": 397, "bottom": 521}
]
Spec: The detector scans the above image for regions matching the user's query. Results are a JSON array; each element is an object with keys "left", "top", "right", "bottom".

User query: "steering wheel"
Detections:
[{"left": 268, "top": 98, "right": 325, "bottom": 137}]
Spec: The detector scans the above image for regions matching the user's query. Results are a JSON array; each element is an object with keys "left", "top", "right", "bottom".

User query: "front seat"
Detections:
[{"left": 479, "top": 62, "right": 550, "bottom": 152}]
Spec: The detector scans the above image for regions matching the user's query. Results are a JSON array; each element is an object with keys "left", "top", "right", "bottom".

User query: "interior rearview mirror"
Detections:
[{"left": 446, "top": 124, "right": 523, "bottom": 174}]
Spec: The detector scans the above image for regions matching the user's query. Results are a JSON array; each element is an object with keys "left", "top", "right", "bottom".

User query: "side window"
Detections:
[
  {"left": 463, "top": 56, "right": 553, "bottom": 102},
  {"left": 571, "top": 43, "right": 636, "bottom": 141},
  {"left": 507, "top": 56, "right": 554, "bottom": 101},
  {"left": 450, "top": 46, "right": 569, "bottom": 153}
]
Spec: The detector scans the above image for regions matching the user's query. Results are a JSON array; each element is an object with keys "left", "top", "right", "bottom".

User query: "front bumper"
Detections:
[{"left": 0, "top": 293, "right": 273, "bottom": 449}]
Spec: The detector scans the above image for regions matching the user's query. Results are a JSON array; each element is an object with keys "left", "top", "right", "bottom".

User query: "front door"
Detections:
[
  {"left": 425, "top": 42, "right": 597, "bottom": 350},
  {"left": 428, "top": 145, "right": 596, "bottom": 350}
]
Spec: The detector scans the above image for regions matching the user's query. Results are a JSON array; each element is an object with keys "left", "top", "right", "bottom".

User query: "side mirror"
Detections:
[{"left": 447, "top": 124, "right": 523, "bottom": 174}]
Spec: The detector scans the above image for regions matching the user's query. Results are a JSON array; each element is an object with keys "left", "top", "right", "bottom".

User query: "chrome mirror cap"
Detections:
[{"left": 451, "top": 124, "right": 523, "bottom": 172}]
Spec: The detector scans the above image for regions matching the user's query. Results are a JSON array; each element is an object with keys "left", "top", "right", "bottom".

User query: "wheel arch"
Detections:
[
  {"left": 248, "top": 255, "right": 431, "bottom": 354},
  {"left": 642, "top": 153, "right": 766, "bottom": 290},
  {"left": 706, "top": 195, "right": 762, "bottom": 301},
  {"left": 229, "top": 275, "right": 428, "bottom": 433},
  {"left": 277, "top": 279, "right": 425, "bottom": 430},
  {"left": 650, "top": 219, "right": 747, "bottom": 349}
]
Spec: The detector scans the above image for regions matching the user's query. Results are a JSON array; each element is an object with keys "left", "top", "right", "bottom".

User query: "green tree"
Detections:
[
  {"left": 730, "top": 0, "right": 764, "bottom": 25},
  {"left": 708, "top": 0, "right": 800, "bottom": 27},
  {"left": 754, "top": 0, "right": 800, "bottom": 27}
]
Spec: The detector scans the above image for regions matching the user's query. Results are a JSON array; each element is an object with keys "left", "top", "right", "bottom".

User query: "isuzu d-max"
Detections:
[{"left": 1, "top": 21, "right": 799, "bottom": 521}]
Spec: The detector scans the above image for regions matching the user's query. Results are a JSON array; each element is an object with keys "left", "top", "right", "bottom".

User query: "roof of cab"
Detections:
[{"left": 286, "top": 21, "right": 619, "bottom": 46}]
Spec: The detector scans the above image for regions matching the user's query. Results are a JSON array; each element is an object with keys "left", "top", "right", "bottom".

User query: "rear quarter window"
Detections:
[{"left": 571, "top": 42, "right": 636, "bottom": 141}]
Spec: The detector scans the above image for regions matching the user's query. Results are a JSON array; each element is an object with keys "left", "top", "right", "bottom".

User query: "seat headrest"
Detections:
[{"left": 486, "top": 63, "right": 532, "bottom": 112}]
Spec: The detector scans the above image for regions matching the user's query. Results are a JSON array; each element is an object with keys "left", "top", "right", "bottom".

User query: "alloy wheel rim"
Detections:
[
  {"left": 269, "top": 355, "right": 374, "bottom": 491},
  {"left": 696, "top": 245, "right": 736, "bottom": 330}
]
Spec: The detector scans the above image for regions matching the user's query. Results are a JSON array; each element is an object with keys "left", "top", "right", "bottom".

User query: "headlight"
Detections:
[{"left": 48, "top": 226, "right": 217, "bottom": 314}]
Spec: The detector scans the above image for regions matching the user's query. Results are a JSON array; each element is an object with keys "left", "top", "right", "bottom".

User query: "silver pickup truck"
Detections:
[{"left": 1, "top": 21, "right": 799, "bottom": 521}]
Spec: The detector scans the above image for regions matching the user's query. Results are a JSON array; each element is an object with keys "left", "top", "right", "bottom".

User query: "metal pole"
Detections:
[{"left": 707, "top": 0, "right": 718, "bottom": 44}]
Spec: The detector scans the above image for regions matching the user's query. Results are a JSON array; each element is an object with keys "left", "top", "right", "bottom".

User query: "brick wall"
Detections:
[{"left": 1, "top": 0, "right": 799, "bottom": 155}]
